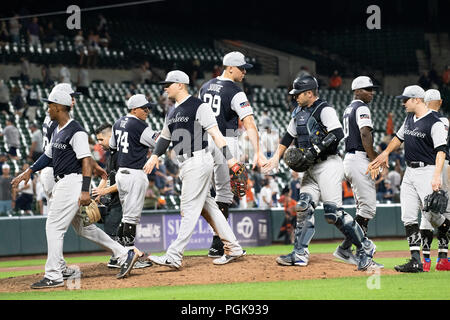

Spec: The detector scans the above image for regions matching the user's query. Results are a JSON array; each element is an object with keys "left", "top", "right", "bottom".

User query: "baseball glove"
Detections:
[
  {"left": 79, "top": 199, "right": 102, "bottom": 227},
  {"left": 423, "top": 190, "right": 448, "bottom": 214},
  {"left": 283, "top": 147, "right": 315, "bottom": 172},
  {"left": 229, "top": 163, "right": 248, "bottom": 198}
]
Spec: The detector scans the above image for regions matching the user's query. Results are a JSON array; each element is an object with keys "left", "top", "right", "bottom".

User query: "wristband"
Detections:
[{"left": 81, "top": 176, "right": 91, "bottom": 192}]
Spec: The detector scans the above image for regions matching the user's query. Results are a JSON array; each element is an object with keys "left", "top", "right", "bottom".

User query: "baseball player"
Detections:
[
  {"left": 92, "top": 123, "right": 152, "bottom": 269},
  {"left": 110, "top": 94, "right": 158, "bottom": 256},
  {"left": 39, "top": 83, "right": 107, "bottom": 279},
  {"left": 262, "top": 75, "right": 379, "bottom": 270},
  {"left": 368, "top": 85, "right": 450, "bottom": 273},
  {"left": 144, "top": 70, "right": 246, "bottom": 268},
  {"left": 198, "top": 51, "right": 267, "bottom": 257},
  {"left": 12, "top": 90, "right": 138, "bottom": 289},
  {"left": 419, "top": 89, "right": 450, "bottom": 271},
  {"left": 335, "top": 76, "right": 383, "bottom": 267}
]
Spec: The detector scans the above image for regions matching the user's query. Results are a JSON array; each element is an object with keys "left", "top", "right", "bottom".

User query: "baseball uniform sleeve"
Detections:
[
  {"left": 286, "top": 118, "right": 297, "bottom": 138},
  {"left": 395, "top": 119, "right": 406, "bottom": 141},
  {"left": 431, "top": 121, "right": 447, "bottom": 148},
  {"left": 70, "top": 131, "right": 92, "bottom": 159},
  {"left": 320, "top": 106, "right": 343, "bottom": 131},
  {"left": 109, "top": 129, "right": 117, "bottom": 150},
  {"left": 439, "top": 116, "right": 449, "bottom": 128},
  {"left": 355, "top": 106, "right": 373, "bottom": 129},
  {"left": 230, "top": 91, "right": 254, "bottom": 120},
  {"left": 197, "top": 102, "right": 218, "bottom": 130},
  {"left": 139, "top": 126, "right": 157, "bottom": 148},
  {"left": 159, "top": 121, "right": 171, "bottom": 140}
]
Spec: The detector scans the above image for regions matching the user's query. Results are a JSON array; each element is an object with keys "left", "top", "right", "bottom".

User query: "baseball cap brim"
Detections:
[
  {"left": 130, "top": 102, "right": 157, "bottom": 109},
  {"left": 41, "top": 98, "right": 71, "bottom": 106},
  {"left": 70, "top": 92, "right": 82, "bottom": 96},
  {"left": 239, "top": 63, "right": 253, "bottom": 69},
  {"left": 355, "top": 85, "right": 379, "bottom": 90},
  {"left": 395, "top": 95, "right": 409, "bottom": 99},
  {"left": 158, "top": 81, "right": 174, "bottom": 85}
]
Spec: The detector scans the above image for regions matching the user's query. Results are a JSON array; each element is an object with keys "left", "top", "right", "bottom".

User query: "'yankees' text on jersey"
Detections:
[
  {"left": 42, "top": 115, "right": 58, "bottom": 167},
  {"left": 396, "top": 111, "right": 447, "bottom": 165},
  {"left": 111, "top": 116, "right": 157, "bottom": 170},
  {"left": 199, "top": 77, "right": 253, "bottom": 137},
  {"left": 343, "top": 100, "right": 373, "bottom": 153},
  {"left": 44, "top": 119, "right": 91, "bottom": 177},
  {"left": 161, "top": 95, "right": 217, "bottom": 156}
]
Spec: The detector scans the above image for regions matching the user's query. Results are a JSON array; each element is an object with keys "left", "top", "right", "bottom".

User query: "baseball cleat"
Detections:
[
  {"left": 435, "top": 257, "right": 450, "bottom": 271},
  {"left": 62, "top": 267, "right": 82, "bottom": 280},
  {"left": 356, "top": 249, "right": 372, "bottom": 271},
  {"left": 148, "top": 255, "right": 180, "bottom": 269},
  {"left": 208, "top": 236, "right": 224, "bottom": 258},
  {"left": 394, "top": 259, "right": 423, "bottom": 273},
  {"left": 276, "top": 250, "right": 309, "bottom": 266},
  {"left": 133, "top": 259, "right": 153, "bottom": 269},
  {"left": 107, "top": 258, "right": 120, "bottom": 269},
  {"left": 213, "top": 250, "right": 247, "bottom": 265},
  {"left": 365, "top": 260, "right": 384, "bottom": 270},
  {"left": 116, "top": 249, "right": 139, "bottom": 279},
  {"left": 31, "top": 277, "right": 64, "bottom": 289},
  {"left": 333, "top": 246, "right": 358, "bottom": 265},
  {"left": 422, "top": 258, "right": 431, "bottom": 272}
]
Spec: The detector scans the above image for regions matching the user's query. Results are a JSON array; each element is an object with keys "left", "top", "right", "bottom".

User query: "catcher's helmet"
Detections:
[{"left": 289, "top": 75, "right": 319, "bottom": 95}]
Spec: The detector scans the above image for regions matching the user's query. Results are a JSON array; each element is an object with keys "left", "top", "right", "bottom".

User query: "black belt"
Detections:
[
  {"left": 120, "top": 170, "right": 130, "bottom": 174},
  {"left": 406, "top": 161, "right": 430, "bottom": 168},
  {"left": 54, "top": 173, "right": 80, "bottom": 182}
]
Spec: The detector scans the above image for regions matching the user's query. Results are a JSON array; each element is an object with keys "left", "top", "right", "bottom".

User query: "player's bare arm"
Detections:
[
  {"left": 367, "top": 136, "right": 402, "bottom": 179},
  {"left": 79, "top": 157, "right": 93, "bottom": 206},
  {"left": 360, "top": 126, "right": 378, "bottom": 161},
  {"left": 242, "top": 115, "right": 267, "bottom": 168},
  {"left": 207, "top": 125, "right": 239, "bottom": 168},
  {"left": 432, "top": 151, "right": 446, "bottom": 191}
]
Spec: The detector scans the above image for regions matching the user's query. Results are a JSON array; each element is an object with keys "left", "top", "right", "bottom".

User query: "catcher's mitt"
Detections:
[
  {"left": 283, "top": 147, "right": 315, "bottom": 172},
  {"left": 79, "top": 199, "right": 102, "bottom": 227},
  {"left": 423, "top": 190, "right": 448, "bottom": 214},
  {"left": 229, "top": 163, "right": 248, "bottom": 198}
]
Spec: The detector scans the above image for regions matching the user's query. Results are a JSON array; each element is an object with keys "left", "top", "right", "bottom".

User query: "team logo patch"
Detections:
[
  {"left": 240, "top": 101, "right": 250, "bottom": 108},
  {"left": 360, "top": 114, "right": 370, "bottom": 119}
]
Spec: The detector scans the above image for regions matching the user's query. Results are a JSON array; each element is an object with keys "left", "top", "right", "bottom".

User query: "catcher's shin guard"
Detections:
[
  {"left": 323, "top": 202, "right": 365, "bottom": 249},
  {"left": 293, "top": 193, "right": 316, "bottom": 253},
  {"left": 120, "top": 223, "right": 136, "bottom": 248}
]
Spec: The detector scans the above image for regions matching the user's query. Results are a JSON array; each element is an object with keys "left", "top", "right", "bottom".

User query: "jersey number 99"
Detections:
[{"left": 203, "top": 93, "right": 221, "bottom": 116}]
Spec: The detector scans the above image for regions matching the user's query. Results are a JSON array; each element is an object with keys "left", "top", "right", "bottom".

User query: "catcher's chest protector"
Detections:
[{"left": 294, "top": 102, "right": 328, "bottom": 149}]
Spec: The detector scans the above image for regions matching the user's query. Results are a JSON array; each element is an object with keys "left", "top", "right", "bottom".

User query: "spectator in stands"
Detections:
[
  {"left": 259, "top": 109, "right": 272, "bottom": 130},
  {"left": 14, "top": 163, "right": 35, "bottom": 215},
  {"left": 418, "top": 71, "right": 431, "bottom": 90},
  {"left": 259, "top": 178, "right": 272, "bottom": 209},
  {"left": 0, "top": 153, "right": 8, "bottom": 171},
  {"left": 0, "top": 164, "right": 14, "bottom": 215},
  {"left": 8, "top": 14, "right": 21, "bottom": 45},
  {"left": 280, "top": 187, "right": 298, "bottom": 242},
  {"left": 250, "top": 166, "right": 263, "bottom": 205},
  {"left": 342, "top": 180, "right": 355, "bottom": 205},
  {"left": 136, "top": 61, "right": 153, "bottom": 84},
  {"left": 0, "top": 79, "right": 11, "bottom": 115},
  {"left": 290, "top": 170, "right": 301, "bottom": 202},
  {"left": 20, "top": 56, "right": 31, "bottom": 84},
  {"left": 328, "top": 70, "right": 342, "bottom": 90},
  {"left": 34, "top": 173, "right": 46, "bottom": 215},
  {"left": 429, "top": 65, "right": 441, "bottom": 89},
  {"left": 386, "top": 112, "right": 394, "bottom": 136},
  {"left": 164, "top": 149, "right": 179, "bottom": 178},
  {"left": 260, "top": 125, "right": 279, "bottom": 158},
  {"left": 381, "top": 180, "right": 395, "bottom": 203},
  {"left": 0, "top": 21, "right": 9, "bottom": 46},
  {"left": 41, "top": 21, "right": 57, "bottom": 49},
  {"left": 87, "top": 30, "right": 100, "bottom": 68},
  {"left": 27, "top": 17, "right": 40, "bottom": 46},
  {"left": 28, "top": 123, "right": 43, "bottom": 162},
  {"left": 11, "top": 86, "right": 25, "bottom": 117},
  {"left": 41, "top": 64, "right": 53, "bottom": 88},
  {"left": 97, "top": 14, "right": 108, "bottom": 34},
  {"left": 74, "top": 30, "right": 86, "bottom": 67},
  {"left": 77, "top": 66, "right": 90, "bottom": 96},
  {"left": 268, "top": 174, "right": 280, "bottom": 207},
  {"left": 375, "top": 168, "right": 388, "bottom": 203},
  {"left": 442, "top": 65, "right": 450, "bottom": 88},
  {"left": 59, "top": 63, "right": 71, "bottom": 84},
  {"left": 143, "top": 177, "right": 161, "bottom": 210},
  {"left": 244, "top": 177, "right": 255, "bottom": 208},
  {"left": 24, "top": 84, "right": 39, "bottom": 122},
  {"left": 154, "top": 158, "right": 167, "bottom": 190},
  {"left": 161, "top": 175, "right": 176, "bottom": 197},
  {"left": 190, "top": 58, "right": 205, "bottom": 90}
]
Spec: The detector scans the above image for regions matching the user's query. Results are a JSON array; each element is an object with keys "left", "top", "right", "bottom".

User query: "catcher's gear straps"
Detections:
[
  {"left": 293, "top": 193, "right": 315, "bottom": 252},
  {"left": 323, "top": 202, "right": 365, "bottom": 249}
]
